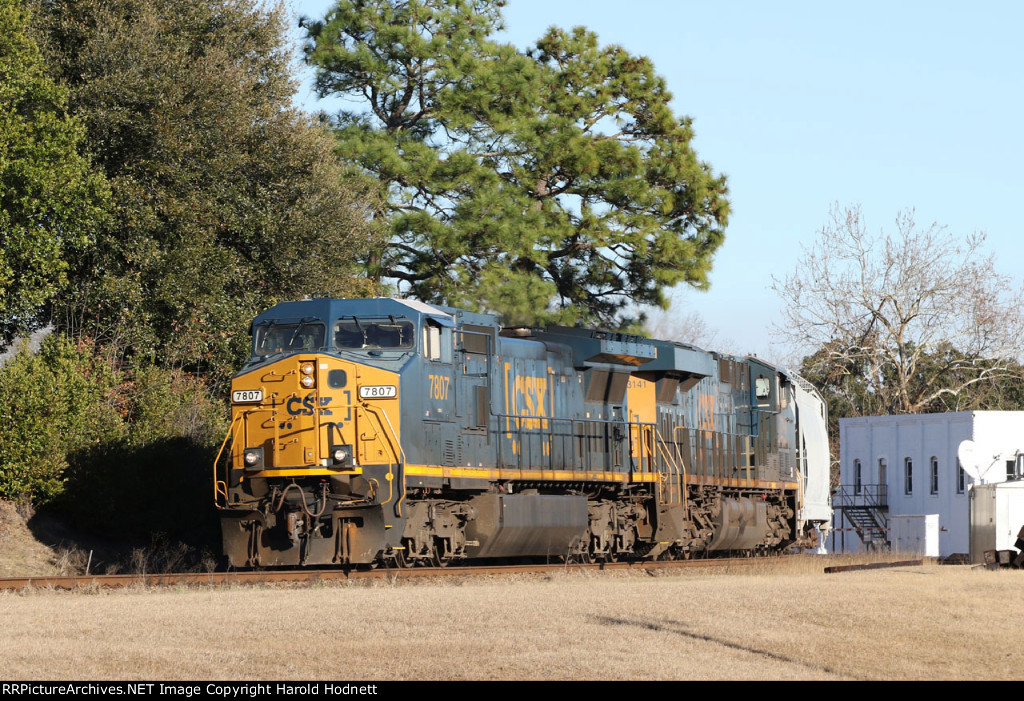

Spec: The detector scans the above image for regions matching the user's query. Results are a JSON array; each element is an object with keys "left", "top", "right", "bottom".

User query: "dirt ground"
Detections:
[{"left": 0, "top": 500, "right": 68, "bottom": 577}]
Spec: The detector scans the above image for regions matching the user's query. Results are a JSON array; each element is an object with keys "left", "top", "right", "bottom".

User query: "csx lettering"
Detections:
[
  {"left": 514, "top": 375, "right": 548, "bottom": 430},
  {"left": 698, "top": 393, "right": 715, "bottom": 431},
  {"left": 286, "top": 393, "right": 316, "bottom": 416},
  {"left": 428, "top": 374, "right": 450, "bottom": 401}
]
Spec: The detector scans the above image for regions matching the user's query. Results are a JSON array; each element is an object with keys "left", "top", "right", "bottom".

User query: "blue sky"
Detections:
[{"left": 288, "top": 0, "right": 1024, "bottom": 362}]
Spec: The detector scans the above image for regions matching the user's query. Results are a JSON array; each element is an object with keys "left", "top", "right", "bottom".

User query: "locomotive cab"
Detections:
[{"left": 216, "top": 298, "right": 434, "bottom": 567}]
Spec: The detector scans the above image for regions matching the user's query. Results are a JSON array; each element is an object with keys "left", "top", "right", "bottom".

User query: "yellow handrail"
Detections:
[
  {"left": 655, "top": 427, "right": 689, "bottom": 513},
  {"left": 213, "top": 413, "right": 244, "bottom": 507},
  {"left": 652, "top": 429, "right": 676, "bottom": 507},
  {"left": 359, "top": 402, "right": 407, "bottom": 517}
]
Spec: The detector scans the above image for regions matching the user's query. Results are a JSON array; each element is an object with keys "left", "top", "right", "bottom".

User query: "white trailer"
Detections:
[{"left": 969, "top": 481, "right": 1024, "bottom": 564}]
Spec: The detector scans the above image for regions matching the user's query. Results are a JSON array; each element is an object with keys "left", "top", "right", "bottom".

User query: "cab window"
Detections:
[
  {"left": 423, "top": 321, "right": 452, "bottom": 362},
  {"left": 754, "top": 376, "right": 771, "bottom": 401},
  {"left": 334, "top": 319, "right": 415, "bottom": 350},
  {"left": 254, "top": 322, "right": 325, "bottom": 357}
]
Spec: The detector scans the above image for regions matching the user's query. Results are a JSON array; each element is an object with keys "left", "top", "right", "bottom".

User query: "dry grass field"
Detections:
[
  {"left": 2, "top": 558, "right": 1022, "bottom": 681},
  {"left": 1, "top": 501, "right": 1021, "bottom": 680}
]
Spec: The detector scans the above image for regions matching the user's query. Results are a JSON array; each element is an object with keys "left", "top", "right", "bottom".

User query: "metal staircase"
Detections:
[{"left": 834, "top": 484, "right": 889, "bottom": 550}]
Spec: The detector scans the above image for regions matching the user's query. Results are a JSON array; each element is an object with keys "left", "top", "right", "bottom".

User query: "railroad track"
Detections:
[{"left": 0, "top": 556, "right": 778, "bottom": 591}]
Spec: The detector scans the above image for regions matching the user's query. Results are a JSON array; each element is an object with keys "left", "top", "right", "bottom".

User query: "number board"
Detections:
[{"left": 358, "top": 385, "right": 397, "bottom": 399}]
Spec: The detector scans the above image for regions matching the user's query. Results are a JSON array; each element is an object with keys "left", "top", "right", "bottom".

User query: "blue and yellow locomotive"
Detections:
[{"left": 214, "top": 298, "right": 832, "bottom": 567}]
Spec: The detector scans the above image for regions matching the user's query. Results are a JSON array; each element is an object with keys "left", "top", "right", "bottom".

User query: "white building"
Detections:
[{"left": 830, "top": 411, "right": 1024, "bottom": 558}]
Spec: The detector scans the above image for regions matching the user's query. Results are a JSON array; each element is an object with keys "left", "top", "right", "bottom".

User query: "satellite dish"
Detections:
[{"left": 957, "top": 440, "right": 984, "bottom": 482}]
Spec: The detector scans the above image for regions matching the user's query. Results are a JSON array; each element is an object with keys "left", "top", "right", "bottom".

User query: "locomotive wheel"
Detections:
[
  {"left": 389, "top": 548, "right": 409, "bottom": 569},
  {"left": 430, "top": 538, "right": 451, "bottom": 568},
  {"left": 583, "top": 550, "right": 615, "bottom": 564}
]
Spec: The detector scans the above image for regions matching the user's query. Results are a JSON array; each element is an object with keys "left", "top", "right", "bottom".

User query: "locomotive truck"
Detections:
[{"left": 214, "top": 297, "right": 832, "bottom": 567}]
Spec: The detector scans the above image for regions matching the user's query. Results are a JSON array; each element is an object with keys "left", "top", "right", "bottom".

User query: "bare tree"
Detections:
[
  {"left": 645, "top": 307, "right": 733, "bottom": 351},
  {"left": 773, "top": 204, "right": 1024, "bottom": 415}
]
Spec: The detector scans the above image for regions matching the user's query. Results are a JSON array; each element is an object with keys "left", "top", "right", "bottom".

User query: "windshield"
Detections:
[
  {"left": 253, "top": 322, "right": 325, "bottom": 357},
  {"left": 334, "top": 319, "right": 415, "bottom": 350}
]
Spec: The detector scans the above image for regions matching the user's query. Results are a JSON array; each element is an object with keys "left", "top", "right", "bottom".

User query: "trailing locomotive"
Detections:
[{"left": 214, "top": 298, "right": 832, "bottom": 567}]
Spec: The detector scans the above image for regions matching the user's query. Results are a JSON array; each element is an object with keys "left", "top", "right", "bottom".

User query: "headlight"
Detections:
[
  {"left": 300, "top": 374, "right": 315, "bottom": 388},
  {"left": 330, "top": 444, "right": 354, "bottom": 467},
  {"left": 243, "top": 447, "right": 264, "bottom": 470},
  {"left": 300, "top": 362, "right": 315, "bottom": 375}
]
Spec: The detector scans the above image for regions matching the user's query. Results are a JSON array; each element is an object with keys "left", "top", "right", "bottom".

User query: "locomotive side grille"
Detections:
[
  {"left": 443, "top": 439, "right": 458, "bottom": 466},
  {"left": 779, "top": 448, "right": 797, "bottom": 480}
]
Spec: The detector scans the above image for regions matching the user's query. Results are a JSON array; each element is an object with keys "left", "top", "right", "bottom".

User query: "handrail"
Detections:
[
  {"left": 654, "top": 428, "right": 685, "bottom": 510},
  {"left": 359, "top": 402, "right": 407, "bottom": 517},
  {"left": 213, "top": 413, "right": 244, "bottom": 507},
  {"left": 495, "top": 413, "right": 657, "bottom": 472},
  {"left": 669, "top": 426, "right": 690, "bottom": 512},
  {"left": 833, "top": 484, "right": 889, "bottom": 509}
]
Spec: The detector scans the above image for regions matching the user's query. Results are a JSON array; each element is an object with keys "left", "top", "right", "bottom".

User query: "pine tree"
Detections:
[{"left": 305, "top": 0, "right": 729, "bottom": 328}]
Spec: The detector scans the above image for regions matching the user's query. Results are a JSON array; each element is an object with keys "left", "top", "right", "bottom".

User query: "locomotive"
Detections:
[{"left": 214, "top": 297, "right": 832, "bottom": 567}]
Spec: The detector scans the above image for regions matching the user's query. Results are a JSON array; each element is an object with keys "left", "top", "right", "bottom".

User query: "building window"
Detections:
[
  {"left": 904, "top": 457, "right": 913, "bottom": 495},
  {"left": 957, "top": 459, "right": 965, "bottom": 494},
  {"left": 930, "top": 456, "right": 939, "bottom": 495},
  {"left": 854, "top": 459, "right": 862, "bottom": 495}
]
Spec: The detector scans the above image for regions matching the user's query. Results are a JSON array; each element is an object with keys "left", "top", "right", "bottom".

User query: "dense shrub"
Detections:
[
  {"left": 0, "top": 332, "right": 229, "bottom": 545},
  {"left": 125, "top": 366, "right": 227, "bottom": 449},
  {"left": 0, "top": 334, "right": 124, "bottom": 502},
  {"left": 60, "top": 365, "right": 228, "bottom": 543}
]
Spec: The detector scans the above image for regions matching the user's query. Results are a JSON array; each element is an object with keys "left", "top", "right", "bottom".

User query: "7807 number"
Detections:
[{"left": 358, "top": 385, "right": 397, "bottom": 399}]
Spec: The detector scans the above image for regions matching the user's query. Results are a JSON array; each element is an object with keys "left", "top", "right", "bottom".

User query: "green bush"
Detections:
[
  {"left": 58, "top": 356, "right": 229, "bottom": 543},
  {"left": 0, "top": 334, "right": 124, "bottom": 502},
  {"left": 0, "top": 333, "right": 230, "bottom": 547},
  {"left": 126, "top": 365, "right": 228, "bottom": 450}
]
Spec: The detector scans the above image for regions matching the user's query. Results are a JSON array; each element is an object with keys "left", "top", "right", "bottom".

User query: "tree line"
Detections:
[
  {"left": 774, "top": 205, "right": 1024, "bottom": 476},
  {"left": 0, "top": 0, "right": 390, "bottom": 538},
  {"left": 1, "top": 0, "right": 1020, "bottom": 537},
  {"left": 0, "top": 0, "right": 729, "bottom": 541}
]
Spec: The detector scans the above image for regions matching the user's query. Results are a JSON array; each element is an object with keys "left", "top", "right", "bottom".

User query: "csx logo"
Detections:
[
  {"left": 698, "top": 393, "right": 715, "bottom": 430},
  {"left": 286, "top": 393, "right": 332, "bottom": 416},
  {"left": 513, "top": 375, "right": 548, "bottom": 430}
]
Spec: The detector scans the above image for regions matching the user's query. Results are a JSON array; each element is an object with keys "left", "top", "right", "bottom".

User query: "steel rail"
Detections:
[
  {"left": 823, "top": 559, "right": 923, "bottom": 574},
  {"left": 0, "top": 556, "right": 789, "bottom": 591}
]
